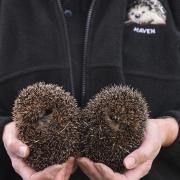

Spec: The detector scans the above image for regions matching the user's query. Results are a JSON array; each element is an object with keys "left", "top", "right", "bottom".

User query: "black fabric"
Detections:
[
  {"left": 167, "top": 0, "right": 180, "bottom": 31},
  {"left": 61, "top": 0, "right": 92, "bottom": 102},
  {"left": 123, "top": 2, "right": 180, "bottom": 179},
  {"left": 0, "top": 0, "right": 180, "bottom": 179}
]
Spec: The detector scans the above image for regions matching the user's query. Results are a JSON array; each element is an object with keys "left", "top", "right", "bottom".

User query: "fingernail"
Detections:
[
  {"left": 124, "top": 157, "right": 136, "bottom": 169},
  {"left": 77, "top": 157, "right": 84, "bottom": 163},
  {"left": 77, "top": 158, "right": 88, "bottom": 168},
  {"left": 17, "top": 146, "right": 27, "bottom": 158},
  {"left": 68, "top": 157, "right": 75, "bottom": 161}
]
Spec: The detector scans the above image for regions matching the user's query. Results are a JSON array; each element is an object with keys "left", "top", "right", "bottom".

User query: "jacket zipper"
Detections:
[
  {"left": 56, "top": 0, "right": 75, "bottom": 97},
  {"left": 81, "top": 0, "right": 97, "bottom": 106}
]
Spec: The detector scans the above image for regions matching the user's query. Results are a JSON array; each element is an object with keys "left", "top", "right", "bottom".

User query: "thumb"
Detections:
[
  {"left": 7, "top": 139, "right": 29, "bottom": 158},
  {"left": 3, "top": 122, "right": 29, "bottom": 158}
]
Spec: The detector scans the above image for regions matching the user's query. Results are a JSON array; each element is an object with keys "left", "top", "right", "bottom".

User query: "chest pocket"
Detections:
[{"left": 123, "top": 0, "right": 180, "bottom": 79}]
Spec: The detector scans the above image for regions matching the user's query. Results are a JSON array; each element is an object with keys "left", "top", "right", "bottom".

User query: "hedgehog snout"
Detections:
[
  {"left": 38, "top": 109, "right": 53, "bottom": 124},
  {"left": 105, "top": 113, "right": 121, "bottom": 132},
  {"left": 135, "top": 14, "right": 141, "bottom": 19}
]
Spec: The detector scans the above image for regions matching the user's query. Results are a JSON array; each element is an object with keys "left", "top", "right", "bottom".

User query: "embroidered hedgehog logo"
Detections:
[{"left": 126, "top": 0, "right": 167, "bottom": 25}]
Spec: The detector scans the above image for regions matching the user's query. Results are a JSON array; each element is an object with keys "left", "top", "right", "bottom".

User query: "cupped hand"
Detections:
[
  {"left": 77, "top": 118, "right": 179, "bottom": 180},
  {"left": 3, "top": 122, "right": 75, "bottom": 180}
]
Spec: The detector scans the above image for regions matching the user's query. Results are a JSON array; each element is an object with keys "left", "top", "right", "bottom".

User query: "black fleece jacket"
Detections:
[{"left": 0, "top": 0, "right": 180, "bottom": 179}]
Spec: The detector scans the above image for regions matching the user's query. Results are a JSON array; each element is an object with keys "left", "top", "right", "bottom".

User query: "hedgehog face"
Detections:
[
  {"left": 127, "top": 2, "right": 166, "bottom": 25},
  {"left": 38, "top": 109, "right": 53, "bottom": 127},
  {"left": 99, "top": 87, "right": 147, "bottom": 133},
  {"left": 105, "top": 113, "right": 129, "bottom": 133},
  {"left": 128, "top": 5, "right": 150, "bottom": 24},
  {"left": 103, "top": 106, "right": 125, "bottom": 131}
]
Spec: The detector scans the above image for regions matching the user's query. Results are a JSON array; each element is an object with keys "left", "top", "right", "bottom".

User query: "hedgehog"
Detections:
[
  {"left": 12, "top": 82, "right": 80, "bottom": 171},
  {"left": 80, "top": 85, "right": 149, "bottom": 172},
  {"left": 126, "top": 0, "right": 166, "bottom": 25}
]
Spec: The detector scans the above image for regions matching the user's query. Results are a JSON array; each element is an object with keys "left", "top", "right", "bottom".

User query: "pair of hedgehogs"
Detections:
[{"left": 12, "top": 82, "right": 149, "bottom": 172}]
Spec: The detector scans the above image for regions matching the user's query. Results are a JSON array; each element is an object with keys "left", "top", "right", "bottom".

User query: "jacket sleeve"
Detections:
[
  {"left": 160, "top": 0, "right": 180, "bottom": 166},
  {"left": 158, "top": 110, "right": 180, "bottom": 168},
  {"left": 168, "top": 0, "right": 180, "bottom": 31}
]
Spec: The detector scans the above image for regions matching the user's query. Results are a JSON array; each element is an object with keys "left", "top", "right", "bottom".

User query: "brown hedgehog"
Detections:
[
  {"left": 81, "top": 85, "right": 149, "bottom": 172},
  {"left": 12, "top": 82, "right": 80, "bottom": 171}
]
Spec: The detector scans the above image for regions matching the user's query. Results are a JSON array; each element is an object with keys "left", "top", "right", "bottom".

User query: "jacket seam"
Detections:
[
  {"left": 125, "top": 71, "right": 180, "bottom": 80},
  {"left": 0, "top": 65, "right": 68, "bottom": 84},
  {"left": 89, "top": 65, "right": 123, "bottom": 68}
]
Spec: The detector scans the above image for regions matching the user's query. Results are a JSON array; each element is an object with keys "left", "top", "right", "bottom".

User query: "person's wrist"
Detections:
[{"left": 154, "top": 117, "right": 179, "bottom": 147}]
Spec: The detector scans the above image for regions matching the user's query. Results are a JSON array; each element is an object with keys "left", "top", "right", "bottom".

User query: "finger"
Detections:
[
  {"left": 55, "top": 157, "right": 75, "bottom": 180},
  {"left": 31, "top": 164, "right": 64, "bottom": 180},
  {"left": 11, "top": 155, "right": 64, "bottom": 180},
  {"left": 124, "top": 143, "right": 150, "bottom": 169},
  {"left": 11, "top": 156, "right": 36, "bottom": 179},
  {"left": 94, "top": 163, "right": 115, "bottom": 180},
  {"left": 124, "top": 160, "right": 152, "bottom": 180},
  {"left": 54, "top": 168, "right": 66, "bottom": 180},
  {"left": 94, "top": 164, "right": 128, "bottom": 180},
  {"left": 77, "top": 158, "right": 102, "bottom": 180},
  {"left": 3, "top": 122, "right": 29, "bottom": 158},
  {"left": 124, "top": 121, "right": 159, "bottom": 169},
  {"left": 114, "top": 173, "right": 127, "bottom": 180},
  {"left": 64, "top": 157, "right": 75, "bottom": 179},
  {"left": 6, "top": 139, "right": 29, "bottom": 158}
]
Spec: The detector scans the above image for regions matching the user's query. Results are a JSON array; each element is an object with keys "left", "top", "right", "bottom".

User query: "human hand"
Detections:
[
  {"left": 3, "top": 122, "right": 75, "bottom": 180},
  {"left": 77, "top": 118, "right": 179, "bottom": 180}
]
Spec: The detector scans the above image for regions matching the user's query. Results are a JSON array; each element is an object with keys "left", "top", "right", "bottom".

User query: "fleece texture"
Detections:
[{"left": 0, "top": 0, "right": 180, "bottom": 179}]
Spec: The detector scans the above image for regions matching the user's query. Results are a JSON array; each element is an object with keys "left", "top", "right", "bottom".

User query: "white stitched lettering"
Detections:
[{"left": 133, "top": 27, "right": 156, "bottom": 34}]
